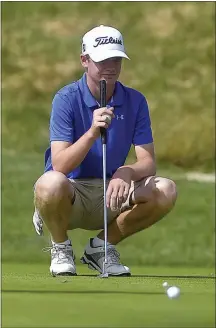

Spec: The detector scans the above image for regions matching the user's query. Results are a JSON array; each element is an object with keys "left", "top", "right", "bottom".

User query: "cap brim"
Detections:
[{"left": 89, "top": 50, "right": 130, "bottom": 63}]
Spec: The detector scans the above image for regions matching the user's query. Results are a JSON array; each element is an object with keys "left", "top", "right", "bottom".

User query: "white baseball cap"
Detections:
[{"left": 81, "top": 25, "right": 130, "bottom": 62}]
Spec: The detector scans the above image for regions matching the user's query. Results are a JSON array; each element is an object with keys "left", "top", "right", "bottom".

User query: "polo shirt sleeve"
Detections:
[
  {"left": 132, "top": 96, "right": 153, "bottom": 145},
  {"left": 50, "top": 93, "right": 74, "bottom": 143}
]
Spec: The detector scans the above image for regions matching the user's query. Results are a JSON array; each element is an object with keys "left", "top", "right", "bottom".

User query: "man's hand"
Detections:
[
  {"left": 89, "top": 107, "right": 115, "bottom": 138},
  {"left": 106, "top": 167, "right": 133, "bottom": 211},
  {"left": 33, "top": 209, "right": 43, "bottom": 236}
]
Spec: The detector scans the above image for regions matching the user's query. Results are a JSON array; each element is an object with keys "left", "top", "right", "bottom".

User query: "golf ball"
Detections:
[
  {"left": 163, "top": 281, "right": 168, "bottom": 288},
  {"left": 167, "top": 286, "right": 180, "bottom": 299}
]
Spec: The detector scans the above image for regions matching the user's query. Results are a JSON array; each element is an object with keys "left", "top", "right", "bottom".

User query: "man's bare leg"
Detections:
[
  {"left": 34, "top": 171, "right": 75, "bottom": 243},
  {"left": 98, "top": 176, "right": 177, "bottom": 245}
]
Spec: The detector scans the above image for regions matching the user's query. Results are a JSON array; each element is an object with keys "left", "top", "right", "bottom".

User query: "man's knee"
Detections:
[
  {"left": 154, "top": 177, "right": 177, "bottom": 211},
  {"left": 134, "top": 176, "right": 177, "bottom": 211},
  {"left": 34, "top": 171, "right": 74, "bottom": 203}
]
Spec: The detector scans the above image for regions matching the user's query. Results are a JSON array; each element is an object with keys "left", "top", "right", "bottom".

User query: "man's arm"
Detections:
[
  {"left": 106, "top": 95, "right": 155, "bottom": 210},
  {"left": 119, "top": 143, "right": 156, "bottom": 181},
  {"left": 51, "top": 107, "right": 115, "bottom": 175},
  {"left": 107, "top": 143, "right": 156, "bottom": 210},
  {"left": 51, "top": 131, "right": 97, "bottom": 174},
  {"left": 121, "top": 94, "right": 156, "bottom": 181}
]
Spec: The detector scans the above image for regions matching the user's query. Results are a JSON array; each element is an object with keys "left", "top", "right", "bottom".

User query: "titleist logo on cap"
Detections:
[{"left": 93, "top": 36, "right": 122, "bottom": 48}]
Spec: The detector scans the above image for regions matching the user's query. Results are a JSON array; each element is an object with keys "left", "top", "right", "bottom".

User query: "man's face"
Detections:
[{"left": 81, "top": 55, "right": 122, "bottom": 85}]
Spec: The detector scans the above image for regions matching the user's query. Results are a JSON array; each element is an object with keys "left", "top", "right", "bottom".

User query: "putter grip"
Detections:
[{"left": 100, "top": 79, "right": 107, "bottom": 144}]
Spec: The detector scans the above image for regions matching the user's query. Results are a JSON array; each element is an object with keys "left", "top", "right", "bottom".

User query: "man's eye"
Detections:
[{"left": 113, "top": 57, "right": 121, "bottom": 62}]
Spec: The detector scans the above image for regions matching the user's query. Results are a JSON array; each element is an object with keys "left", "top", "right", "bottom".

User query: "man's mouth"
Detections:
[{"left": 102, "top": 73, "right": 116, "bottom": 76}]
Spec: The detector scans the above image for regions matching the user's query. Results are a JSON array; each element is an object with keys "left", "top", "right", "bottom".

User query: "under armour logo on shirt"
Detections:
[{"left": 116, "top": 114, "right": 124, "bottom": 120}]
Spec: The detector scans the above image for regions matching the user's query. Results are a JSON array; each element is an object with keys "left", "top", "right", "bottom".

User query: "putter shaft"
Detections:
[
  {"left": 99, "top": 79, "right": 108, "bottom": 278},
  {"left": 102, "top": 143, "right": 108, "bottom": 275}
]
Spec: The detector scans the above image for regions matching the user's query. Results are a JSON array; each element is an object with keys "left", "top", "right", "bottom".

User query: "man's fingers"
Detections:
[
  {"left": 110, "top": 191, "right": 118, "bottom": 211},
  {"left": 102, "top": 114, "right": 113, "bottom": 124},
  {"left": 117, "top": 185, "right": 125, "bottom": 209},
  {"left": 33, "top": 210, "right": 43, "bottom": 236},
  {"left": 106, "top": 180, "right": 131, "bottom": 211},
  {"left": 106, "top": 185, "right": 113, "bottom": 208},
  {"left": 95, "top": 108, "right": 115, "bottom": 118},
  {"left": 117, "top": 183, "right": 130, "bottom": 209},
  {"left": 93, "top": 107, "right": 115, "bottom": 131},
  {"left": 98, "top": 106, "right": 114, "bottom": 113},
  {"left": 107, "top": 184, "right": 119, "bottom": 211},
  {"left": 97, "top": 121, "right": 109, "bottom": 129},
  {"left": 123, "top": 184, "right": 130, "bottom": 203},
  {"left": 97, "top": 116, "right": 112, "bottom": 123}
]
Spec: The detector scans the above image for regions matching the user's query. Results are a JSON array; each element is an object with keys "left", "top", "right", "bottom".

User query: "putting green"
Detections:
[{"left": 2, "top": 264, "right": 215, "bottom": 327}]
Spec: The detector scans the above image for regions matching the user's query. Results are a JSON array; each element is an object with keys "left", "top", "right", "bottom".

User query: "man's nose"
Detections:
[{"left": 102, "top": 60, "right": 116, "bottom": 69}]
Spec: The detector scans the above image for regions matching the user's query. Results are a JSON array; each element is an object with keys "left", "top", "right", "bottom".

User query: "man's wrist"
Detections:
[
  {"left": 86, "top": 128, "right": 100, "bottom": 140},
  {"left": 114, "top": 166, "right": 133, "bottom": 179}
]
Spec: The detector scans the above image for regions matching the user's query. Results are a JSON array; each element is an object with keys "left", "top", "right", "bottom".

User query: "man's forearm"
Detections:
[
  {"left": 52, "top": 129, "right": 98, "bottom": 175},
  {"left": 117, "top": 157, "right": 156, "bottom": 182}
]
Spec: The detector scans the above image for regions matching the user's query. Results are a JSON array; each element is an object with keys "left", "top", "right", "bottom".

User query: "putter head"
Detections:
[{"left": 98, "top": 261, "right": 109, "bottom": 278}]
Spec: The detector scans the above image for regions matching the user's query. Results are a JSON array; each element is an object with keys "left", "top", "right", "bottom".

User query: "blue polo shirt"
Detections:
[{"left": 44, "top": 73, "right": 153, "bottom": 179}]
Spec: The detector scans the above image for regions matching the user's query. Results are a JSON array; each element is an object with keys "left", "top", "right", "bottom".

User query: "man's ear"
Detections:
[{"left": 80, "top": 54, "right": 88, "bottom": 69}]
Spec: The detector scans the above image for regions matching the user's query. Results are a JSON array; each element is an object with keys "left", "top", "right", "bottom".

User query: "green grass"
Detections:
[
  {"left": 2, "top": 264, "right": 215, "bottom": 328},
  {"left": 2, "top": 1, "right": 215, "bottom": 170},
  {"left": 2, "top": 151, "right": 215, "bottom": 266}
]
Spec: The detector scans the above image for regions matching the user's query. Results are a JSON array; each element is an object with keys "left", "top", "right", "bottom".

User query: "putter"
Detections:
[{"left": 99, "top": 79, "right": 109, "bottom": 278}]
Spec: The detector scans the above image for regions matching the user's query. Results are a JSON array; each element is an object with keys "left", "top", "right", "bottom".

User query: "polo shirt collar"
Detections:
[{"left": 78, "top": 73, "right": 124, "bottom": 108}]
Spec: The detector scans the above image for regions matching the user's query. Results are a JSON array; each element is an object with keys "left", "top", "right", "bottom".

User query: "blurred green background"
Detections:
[{"left": 2, "top": 2, "right": 215, "bottom": 267}]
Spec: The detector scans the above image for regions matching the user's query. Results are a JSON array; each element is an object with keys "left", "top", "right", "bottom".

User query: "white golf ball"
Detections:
[
  {"left": 167, "top": 286, "right": 180, "bottom": 299},
  {"left": 162, "top": 281, "right": 168, "bottom": 288}
]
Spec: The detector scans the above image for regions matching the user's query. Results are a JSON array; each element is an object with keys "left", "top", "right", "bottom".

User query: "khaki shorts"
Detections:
[{"left": 68, "top": 178, "right": 142, "bottom": 230}]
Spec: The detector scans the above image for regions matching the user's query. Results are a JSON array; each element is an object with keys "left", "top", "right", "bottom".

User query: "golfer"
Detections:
[{"left": 33, "top": 25, "right": 177, "bottom": 276}]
